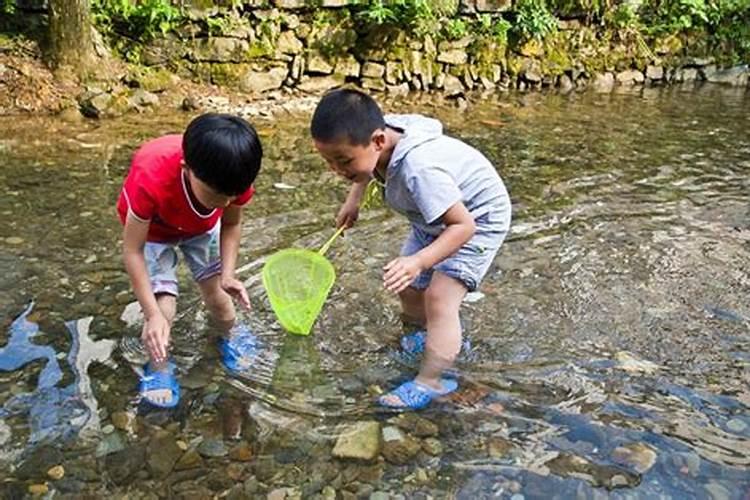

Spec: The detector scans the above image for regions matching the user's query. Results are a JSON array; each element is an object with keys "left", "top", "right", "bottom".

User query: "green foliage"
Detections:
[
  {"left": 2, "top": 0, "right": 15, "bottom": 15},
  {"left": 443, "top": 18, "right": 468, "bottom": 40},
  {"left": 513, "top": 0, "right": 558, "bottom": 40},
  {"left": 476, "top": 14, "right": 512, "bottom": 45},
  {"left": 548, "top": 0, "right": 612, "bottom": 21},
  {"left": 356, "top": 0, "right": 458, "bottom": 37},
  {"left": 604, "top": 3, "right": 640, "bottom": 29},
  {"left": 91, "top": 0, "right": 182, "bottom": 42}
]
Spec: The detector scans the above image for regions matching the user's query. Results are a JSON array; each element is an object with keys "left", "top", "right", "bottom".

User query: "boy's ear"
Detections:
[{"left": 371, "top": 129, "right": 387, "bottom": 151}]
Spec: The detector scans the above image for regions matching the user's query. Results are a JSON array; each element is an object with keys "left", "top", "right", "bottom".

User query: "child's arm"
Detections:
[
  {"left": 219, "top": 205, "right": 250, "bottom": 309},
  {"left": 383, "top": 201, "right": 476, "bottom": 293},
  {"left": 122, "top": 213, "right": 170, "bottom": 363},
  {"left": 336, "top": 180, "right": 369, "bottom": 229}
]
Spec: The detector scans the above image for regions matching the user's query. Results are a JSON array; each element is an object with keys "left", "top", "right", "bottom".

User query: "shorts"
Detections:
[
  {"left": 401, "top": 212, "right": 509, "bottom": 292},
  {"left": 144, "top": 223, "right": 221, "bottom": 297}
]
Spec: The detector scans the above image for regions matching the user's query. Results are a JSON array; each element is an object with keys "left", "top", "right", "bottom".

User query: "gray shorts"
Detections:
[
  {"left": 144, "top": 223, "right": 221, "bottom": 297},
  {"left": 401, "top": 214, "right": 508, "bottom": 292}
]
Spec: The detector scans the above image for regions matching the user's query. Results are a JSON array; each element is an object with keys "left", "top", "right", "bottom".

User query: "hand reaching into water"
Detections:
[
  {"left": 383, "top": 255, "right": 424, "bottom": 293},
  {"left": 221, "top": 276, "right": 251, "bottom": 310},
  {"left": 142, "top": 312, "right": 170, "bottom": 364}
]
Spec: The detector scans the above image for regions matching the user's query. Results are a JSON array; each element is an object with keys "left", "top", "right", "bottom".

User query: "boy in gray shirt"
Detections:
[{"left": 311, "top": 89, "right": 511, "bottom": 410}]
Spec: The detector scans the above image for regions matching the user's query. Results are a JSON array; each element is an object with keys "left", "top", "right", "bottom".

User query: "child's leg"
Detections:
[
  {"left": 141, "top": 292, "right": 178, "bottom": 406},
  {"left": 140, "top": 242, "right": 181, "bottom": 406},
  {"left": 196, "top": 275, "right": 236, "bottom": 331},
  {"left": 380, "top": 272, "right": 466, "bottom": 407},
  {"left": 417, "top": 272, "right": 467, "bottom": 388}
]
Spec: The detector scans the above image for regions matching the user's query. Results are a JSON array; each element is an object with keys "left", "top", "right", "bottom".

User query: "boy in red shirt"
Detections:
[{"left": 117, "top": 113, "right": 263, "bottom": 408}]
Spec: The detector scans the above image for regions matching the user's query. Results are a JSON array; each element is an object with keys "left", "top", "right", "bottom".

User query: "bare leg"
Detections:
[
  {"left": 399, "top": 286, "right": 426, "bottom": 327},
  {"left": 379, "top": 272, "right": 466, "bottom": 406},
  {"left": 142, "top": 293, "right": 177, "bottom": 405},
  {"left": 417, "top": 272, "right": 466, "bottom": 389},
  {"left": 197, "top": 274, "right": 236, "bottom": 333}
]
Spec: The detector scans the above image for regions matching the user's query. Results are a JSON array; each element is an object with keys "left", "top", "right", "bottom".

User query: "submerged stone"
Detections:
[
  {"left": 611, "top": 442, "right": 657, "bottom": 473},
  {"left": 332, "top": 421, "right": 381, "bottom": 461}
]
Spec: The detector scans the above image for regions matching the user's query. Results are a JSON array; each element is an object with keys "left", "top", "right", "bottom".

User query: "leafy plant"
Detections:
[
  {"left": 356, "top": 0, "right": 458, "bottom": 37},
  {"left": 476, "top": 14, "right": 512, "bottom": 45},
  {"left": 2, "top": 0, "right": 15, "bottom": 15},
  {"left": 513, "top": 0, "right": 559, "bottom": 40},
  {"left": 91, "top": 0, "right": 182, "bottom": 41},
  {"left": 443, "top": 18, "right": 468, "bottom": 39}
]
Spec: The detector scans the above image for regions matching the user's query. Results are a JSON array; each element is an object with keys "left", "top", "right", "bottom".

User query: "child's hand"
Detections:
[
  {"left": 336, "top": 201, "right": 359, "bottom": 229},
  {"left": 383, "top": 255, "right": 424, "bottom": 293},
  {"left": 221, "top": 276, "right": 251, "bottom": 310},
  {"left": 142, "top": 312, "right": 171, "bottom": 364}
]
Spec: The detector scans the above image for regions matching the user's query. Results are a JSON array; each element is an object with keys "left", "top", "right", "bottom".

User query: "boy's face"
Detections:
[
  {"left": 184, "top": 167, "right": 236, "bottom": 209},
  {"left": 314, "top": 131, "right": 385, "bottom": 184}
]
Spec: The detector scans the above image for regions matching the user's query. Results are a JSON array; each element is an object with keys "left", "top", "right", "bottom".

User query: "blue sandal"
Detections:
[
  {"left": 400, "top": 330, "right": 472, "bottom": 358},
  {"left": 219, "top": 323, "right": 260, "bottom": 374},
  {"left": 139, "top": 361, "right": 180, "bottom": 408},
  {"left": 378, "top": 378, "right": 458, "bottom": 410}
]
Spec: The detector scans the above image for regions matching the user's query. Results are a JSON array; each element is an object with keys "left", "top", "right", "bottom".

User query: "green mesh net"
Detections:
[{"left": 262, "top": 228, "right": 343, "bottom": 335}]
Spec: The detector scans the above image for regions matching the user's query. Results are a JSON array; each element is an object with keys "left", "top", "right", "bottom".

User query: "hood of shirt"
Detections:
[{"left": 385, "top": 114, "right": 444, "bottom": 169}]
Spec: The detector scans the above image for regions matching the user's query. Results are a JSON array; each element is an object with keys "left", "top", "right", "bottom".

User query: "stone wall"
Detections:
[{"left": 127, "top": 0, "right": 749, "bottom": 100}]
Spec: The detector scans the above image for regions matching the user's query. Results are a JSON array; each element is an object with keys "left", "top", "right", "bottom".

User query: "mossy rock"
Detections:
[
  {"left": 139, "top": 68, "right": 177, "bottom": 92},
  {"left": 211, "top": 63, "right": 252, "bottom": 87}
]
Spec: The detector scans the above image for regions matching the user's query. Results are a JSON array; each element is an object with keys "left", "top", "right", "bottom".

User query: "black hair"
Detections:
[
  {"left": 310, "top": 88, "right": 386, "bottom": 146},
  {"left": 182, "top": 113, "right": 262, "bottom": 196}
]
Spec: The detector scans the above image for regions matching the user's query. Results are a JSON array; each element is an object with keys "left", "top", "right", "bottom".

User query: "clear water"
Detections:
[{"left": 0, "top": 85, "right": 748, "bottom": 498}]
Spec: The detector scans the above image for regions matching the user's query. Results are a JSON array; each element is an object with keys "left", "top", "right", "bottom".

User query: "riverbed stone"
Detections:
[
  {"left": 198, "top": 437, "right": 229, "bottom": 458},
  {"left": 105, "top": 443, "right": 146, "bottom": 485},
  {"left": 47, "top": 465, "right": 65, "bottom": 480},
  {"left": 147, "top": 431, "right": 182, "bottom": 478},
  {"left": 704, "top": 65, "right": 749, "bottom": 86},
  {"left": 332, "top": 421, "right": 381, "bottom": 461},
  {"left": 646, "top": 65, "right": 664, "bottom": 80},
  {"left": 16, "top": 446, "right": 64, "bottom": 480},
  {"left": 381, "top": 426, "right": 421, "bottom": 465},
  {"left": 614, "top": 351, "right": 659, "bottom": 374},
  {"left": 389, "top": 413, "right": 439, "bottom": 437},
  {"left": 443, "top": 74, "right": 464, "bottom": 96},
  {"left": 611, "top": 442, "right": 657, "bottom": 473},
  {"left": 616, "top": 69, "right": 645, "bottom": 85},
  {"left": 592, "top": 72, "right": 615, "bottom": 92},
  {"left": 229, "top": 442, "right": 253, "bottom": 461},
  {"left": 726, "top": 418, "right": 747, "bottom": 433},
  {"left": 174, "top": 448, "right": 204, "bottom": 471}
]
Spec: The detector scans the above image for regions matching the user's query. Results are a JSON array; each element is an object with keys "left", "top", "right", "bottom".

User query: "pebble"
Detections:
[
  {"left": 28, "top": 484, "right": 48, "bottom": 495},
  {"left": 111, "top": 411, "right": 133, "bottom": 432},
  {"left": 726, "top": 418, "right": 747, "bottom": 433},
  {"left": 510, "top": 494, "right": 525, "bottom": 500},
  {"left": 102, "top": 424, "right": 115, "bottom": 435},
  {"left": 5, "top": 236, "right": 23, "bottom": 245},
  {"left": 176, "top": 440, "right": 188, "bottom": 451},
  {"left": 47, "top": 465, "right": 65, "bottom": 480}
]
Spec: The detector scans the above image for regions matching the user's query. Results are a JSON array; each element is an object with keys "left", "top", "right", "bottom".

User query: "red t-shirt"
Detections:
[{"left": 116, "top": 134, "right": 254, "bottom": 242}]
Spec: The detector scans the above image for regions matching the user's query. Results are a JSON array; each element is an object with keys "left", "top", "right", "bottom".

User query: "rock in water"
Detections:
[{"left": 332, "top": 421, "right": 381, "bottom": 461}]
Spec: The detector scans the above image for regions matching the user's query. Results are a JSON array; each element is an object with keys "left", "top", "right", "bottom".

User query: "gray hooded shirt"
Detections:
[{"left": 382, "top": 114, "right": 511, "bottom": 247}]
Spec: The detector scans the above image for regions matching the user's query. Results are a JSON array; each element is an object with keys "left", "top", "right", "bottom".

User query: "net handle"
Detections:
[{"left": 318, "top": 226, "right": 345, "bottom": 256}]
